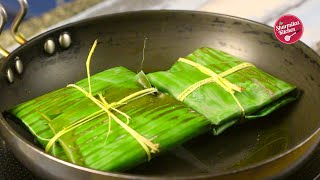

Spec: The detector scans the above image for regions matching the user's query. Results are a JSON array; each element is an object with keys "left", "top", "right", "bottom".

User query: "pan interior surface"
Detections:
[{"left": 0, "top": 11, "right": 319, "bottom": 177}]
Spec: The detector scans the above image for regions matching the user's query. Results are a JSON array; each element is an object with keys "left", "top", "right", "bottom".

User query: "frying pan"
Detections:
[{"left": 0, "top": 4, "right": 319, "bottom": 180}]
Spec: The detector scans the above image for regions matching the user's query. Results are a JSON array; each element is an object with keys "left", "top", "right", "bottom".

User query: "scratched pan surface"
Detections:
[{"left": 0, "top": 11, "right": 320, "bottom": 179}]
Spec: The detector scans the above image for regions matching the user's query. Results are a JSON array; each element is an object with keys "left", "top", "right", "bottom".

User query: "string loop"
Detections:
[
  {"left": 44, "top": 40, "right": 159, "bottom": 160},
  {"left": 177, "top": 58, "right": 255, "bottom": 117}
]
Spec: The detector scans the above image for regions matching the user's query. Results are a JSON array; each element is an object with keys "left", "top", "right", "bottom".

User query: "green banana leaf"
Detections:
[
  {"left": 9, "top": 66, "right": 210, "bottom": 172},
  {"left": 9, "top": 67, "right": 140, "bottom": 159},
  {"left": 147, "top": 47, "right": 299, "bottom": 135}
]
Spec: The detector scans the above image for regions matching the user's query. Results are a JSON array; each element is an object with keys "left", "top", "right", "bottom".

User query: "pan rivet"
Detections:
[
  {"left": 59, "top": 32, "right": 71, "bottom": 49},
  {"left": 44, "top": 39, "right": 55, "bottom": 55},
  {"left": 6, "top": 68, "right": 14, "bottom": 83},
  {"left": 15, "top": 57, "right": 23, "bottom": 74}
]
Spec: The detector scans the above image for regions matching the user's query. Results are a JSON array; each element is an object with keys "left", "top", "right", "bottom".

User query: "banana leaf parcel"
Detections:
[
  {"left": 8, "top": 41, "right": 210, "bottom": 171},
  {"left": 8, "top": 65, "right": 211, "bottom": 172},
  {"left": 147, "top": 47, "right": 299, "bottom": 135}
]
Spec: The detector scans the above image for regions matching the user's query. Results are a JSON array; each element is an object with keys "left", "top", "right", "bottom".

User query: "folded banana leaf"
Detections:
[
  {"left": 9, "top": 66, "right": 210, "bottom": 172},
  {"left": 147, "top": 47, "right": 299, "bottom": 135},
  {"left": 8, "top": 67, "right": 140, "bottom": 160}
]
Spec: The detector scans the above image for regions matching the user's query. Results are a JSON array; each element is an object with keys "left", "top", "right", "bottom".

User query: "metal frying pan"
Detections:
[{"left": 0, "top": 3, "right": 319, "bottom": 180}]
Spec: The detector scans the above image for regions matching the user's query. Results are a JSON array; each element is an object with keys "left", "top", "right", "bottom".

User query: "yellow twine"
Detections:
[
  {"left": 45, "top": 40, "right": 159, "bottom": 160},
  {"left": 178, "top": 62, "right": 254, "bottom": 101},
  {"left": 178, "top": 58, "right": 242, "bottom": 93},
  {"left": 219, "top": 62, "right": 254, "bottom": 77},
  {"left": 177, "top": 58, "right": 255, "bottom": 116}
]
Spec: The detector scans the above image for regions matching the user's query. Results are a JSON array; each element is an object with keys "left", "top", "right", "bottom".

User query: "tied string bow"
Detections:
[
  {"left": 177, "top": 58, "right": 255, "bottom": 117},
  {"left": 44, "top": 40, "right": 159, "bottom": 160}
]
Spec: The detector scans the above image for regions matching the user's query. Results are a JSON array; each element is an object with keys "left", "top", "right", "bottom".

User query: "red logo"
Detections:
[{"left": 274, "top": 14, "right": 303, "bottom": 44}]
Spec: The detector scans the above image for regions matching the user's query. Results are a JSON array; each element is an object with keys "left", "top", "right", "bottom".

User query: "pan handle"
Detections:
[
  {"left": 0, "top": 4, "right": 9, "bottom": 57},
  {"left": 11, "top": 0, "right": 28, "bottom": 45},
  {"left": 0, "top": 4, "right": 15, "bottom": 83},
  {"left": 0, "top": 2, "right": 26, "bottom": 83}
]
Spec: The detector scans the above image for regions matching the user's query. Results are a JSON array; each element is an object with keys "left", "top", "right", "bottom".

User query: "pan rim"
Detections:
[{"left": 1, "top": 9, "right": 320, "bottom": 179}]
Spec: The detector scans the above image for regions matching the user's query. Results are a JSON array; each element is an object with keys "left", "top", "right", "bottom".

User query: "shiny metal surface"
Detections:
[
  {"left": 44, "top": 39, "right": 55, "bottom": 55},
  {"left": 58, "top": 32, "right": 72, "bottom": 49},
  {"left": 6, "top": 68, "right": 14, "bottom": 83},
  {"left": 10, "top": 0, "right": 28, "bottom": 44},
  {"left": 0, "top": 4, "right": 9, "bottom": 57},
  {"left": 0, "top": 11, "right": 319, "bottom": 179},
  {"left": 14, "top": 57, "right": 23, "bottom": 74}
]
